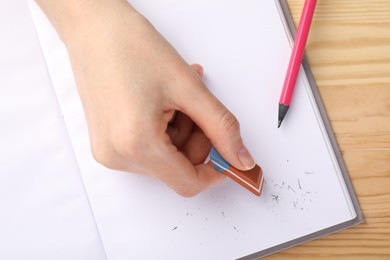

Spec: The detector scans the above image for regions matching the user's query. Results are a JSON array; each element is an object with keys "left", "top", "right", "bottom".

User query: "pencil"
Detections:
[{"left": 278, "top": 0, "right": 317, "bottom": 128}]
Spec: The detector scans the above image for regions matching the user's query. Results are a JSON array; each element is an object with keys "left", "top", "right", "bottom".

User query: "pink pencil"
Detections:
[{"left": 278, "top": 0, "right": 317, "bottom": 128}]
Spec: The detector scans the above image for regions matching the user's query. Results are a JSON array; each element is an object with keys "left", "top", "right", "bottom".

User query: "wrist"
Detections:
[{"left": 35, "top": 0, "right": 136, "bottom": 45}]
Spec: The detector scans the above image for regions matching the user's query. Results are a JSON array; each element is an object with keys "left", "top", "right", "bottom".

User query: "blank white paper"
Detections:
[{"left": 0, "top": 0, "right": 106, "bottom": 259}]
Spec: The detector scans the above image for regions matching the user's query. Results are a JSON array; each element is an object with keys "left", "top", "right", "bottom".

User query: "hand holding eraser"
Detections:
[{"left": 209, "top": 147, "right": 264, "bottom": 196}]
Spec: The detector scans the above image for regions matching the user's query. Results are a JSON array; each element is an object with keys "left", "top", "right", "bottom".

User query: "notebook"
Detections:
[{"left": 28, "top": 0, "right": 363, "bottom": 258}]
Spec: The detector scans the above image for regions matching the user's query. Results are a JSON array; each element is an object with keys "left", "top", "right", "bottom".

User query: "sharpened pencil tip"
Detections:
[{"left": 278, "top": 103, "right": 290, "bottom": 128}]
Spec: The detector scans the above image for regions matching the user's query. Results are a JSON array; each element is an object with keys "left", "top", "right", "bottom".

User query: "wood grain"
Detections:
[{"left": 264, "top": 0, "right": 390, "bottom": 258}]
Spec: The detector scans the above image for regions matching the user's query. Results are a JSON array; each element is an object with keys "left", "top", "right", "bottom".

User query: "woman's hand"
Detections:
[{"left": 36, "top": 0, "right": 255, "bottom": 197}]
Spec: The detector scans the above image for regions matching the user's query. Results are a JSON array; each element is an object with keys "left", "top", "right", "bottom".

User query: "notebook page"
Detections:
[
  {"left": 0, "top": 0, "right": 106, "bottom": 258},
  {"left": 29, "top": 0, "right": 356, "bottom": 259}
]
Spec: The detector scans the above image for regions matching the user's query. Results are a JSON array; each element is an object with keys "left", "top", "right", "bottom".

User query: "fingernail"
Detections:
[{"left": 238, "top": 145, "right": 256, "bottom": 170}]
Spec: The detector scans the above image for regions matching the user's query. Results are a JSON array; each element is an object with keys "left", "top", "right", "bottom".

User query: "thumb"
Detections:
[{"left": 176, "top": 64, "right": 256, "bottom": 171}]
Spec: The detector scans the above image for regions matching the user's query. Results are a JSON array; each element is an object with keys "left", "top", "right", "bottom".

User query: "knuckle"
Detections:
[
  {"left": 112, "top": 121, "right": 144, "bottom": 158},
  {"left": 217, "top": 109, "right": 240, "bottom": 138},
  {"left": 176, "top": 187, "right": 199, "bottom": 198},
  {"left": 90, "top": 125, "right": 143, "bottom": 170},
  {"left": 174, "top": 179, "right": 202, "bottom": 198},
  {"left": 113, "top": 133, "right": 140, "bottom": 160},
  {"left": 91, "top": 142, "right": 118, "bottom": 170}
]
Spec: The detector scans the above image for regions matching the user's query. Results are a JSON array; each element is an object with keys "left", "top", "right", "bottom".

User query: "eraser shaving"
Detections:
[{"left": 209, "top": 147, "right": 264, "bottom": 196}]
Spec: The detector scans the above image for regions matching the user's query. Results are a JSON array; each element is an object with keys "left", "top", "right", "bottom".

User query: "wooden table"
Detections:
[{"left": 266, "top": 0, "right": 390, "bottom": 258}]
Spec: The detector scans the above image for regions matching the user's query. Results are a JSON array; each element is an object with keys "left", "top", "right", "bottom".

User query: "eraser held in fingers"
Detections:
[{"left": 209, "top": 147, "right": 264, "bottom": 196}]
